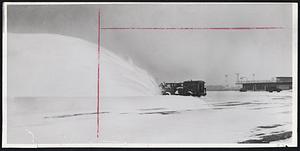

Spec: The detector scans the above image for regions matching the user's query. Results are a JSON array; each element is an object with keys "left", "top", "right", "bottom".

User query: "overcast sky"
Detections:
[{"left": 7, "top": 3, "right": 293, "bottom": 85}]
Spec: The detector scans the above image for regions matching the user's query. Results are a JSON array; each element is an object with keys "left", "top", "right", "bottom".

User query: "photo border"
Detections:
[{"left": 2, "top": 2, "right": 298, "bottom": 148}]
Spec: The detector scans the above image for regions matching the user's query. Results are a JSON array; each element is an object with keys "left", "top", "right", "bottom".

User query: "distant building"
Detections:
[
  {"left": 276, "top": 77, "right": 292, "bottom": 82},
  {"left": 206, "top": 85, "right": 226, "bottom": 91},
  {"left": 206, "top": 85, "right": 241, "bottom": 91},
  {"left": 236, "top": 77, "right": 292, "bottom": 91}
]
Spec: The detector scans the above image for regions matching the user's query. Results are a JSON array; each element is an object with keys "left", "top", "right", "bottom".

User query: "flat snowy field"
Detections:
[{"left": 7, "top": 91, "right": 293, "bottom": 145}]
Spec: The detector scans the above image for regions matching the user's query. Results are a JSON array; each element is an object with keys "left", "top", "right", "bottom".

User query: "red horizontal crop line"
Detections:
[{"left": 100, "top": 27, "right": 284, "bottom": 30}]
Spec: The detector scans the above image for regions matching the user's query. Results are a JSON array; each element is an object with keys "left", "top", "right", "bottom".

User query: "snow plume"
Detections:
[{"left": 7, "top": 33, "right": 160, "bottom": 97}]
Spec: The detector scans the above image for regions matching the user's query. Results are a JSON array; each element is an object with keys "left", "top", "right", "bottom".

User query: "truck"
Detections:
[{"left": 160, "top": 80, "right": 207, "bottom": 97}]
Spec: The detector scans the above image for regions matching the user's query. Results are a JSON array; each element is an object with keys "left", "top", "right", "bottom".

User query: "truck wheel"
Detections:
[{"left": 163, "top": 92, "right": 171, "bottom": 95}]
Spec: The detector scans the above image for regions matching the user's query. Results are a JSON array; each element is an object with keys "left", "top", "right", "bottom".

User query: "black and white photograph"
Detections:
[{"left": 2, "top": 2, "right": 298, "bottom": 147}]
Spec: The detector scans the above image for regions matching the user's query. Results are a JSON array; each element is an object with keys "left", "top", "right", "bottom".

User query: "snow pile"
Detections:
[{"left": 7, "top": 33, "right": 160, "bottom": 97}]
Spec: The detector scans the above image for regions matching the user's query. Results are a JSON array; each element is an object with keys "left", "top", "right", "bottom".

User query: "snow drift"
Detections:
[{"left": 7, "top": 33, "right": 160, "bottom": 97}]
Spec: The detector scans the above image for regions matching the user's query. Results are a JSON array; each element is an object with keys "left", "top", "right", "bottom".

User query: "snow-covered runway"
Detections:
[{"left": 7, "top": 91, "right": 292, "bottom": 144}]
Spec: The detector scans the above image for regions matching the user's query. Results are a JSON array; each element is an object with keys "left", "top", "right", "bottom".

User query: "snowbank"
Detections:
[{"left": 7, "top": 33, "right": 160, "bottom": 97}]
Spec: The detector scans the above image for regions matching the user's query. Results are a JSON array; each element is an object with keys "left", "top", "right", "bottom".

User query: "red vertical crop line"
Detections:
[{"left": 96, "top": 10, "right": 100, "bottom": 138}]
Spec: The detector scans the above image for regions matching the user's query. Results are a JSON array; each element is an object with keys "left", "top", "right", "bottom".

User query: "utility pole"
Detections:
[
  {"left": 225, "top": 74, "right": 229, "bottom": 88},
  {"left": 235, "top": 73, "right": 240, "bottom": 83}
]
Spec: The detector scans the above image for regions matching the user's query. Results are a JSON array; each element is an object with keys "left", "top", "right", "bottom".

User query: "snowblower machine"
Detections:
[{"left": 160, "top": 80, "right": 207, "bottom": 97}]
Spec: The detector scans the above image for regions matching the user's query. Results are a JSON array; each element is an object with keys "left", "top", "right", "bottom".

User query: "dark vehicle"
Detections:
[
  {"left": 160, "top": 80, "right": 206, "bottom": 97},
  {"left": 266, "top": 87, "right": 281, "bottom": 92},
  {"left": 239, "top": 87, "right": 247, "bottom": 92}
]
